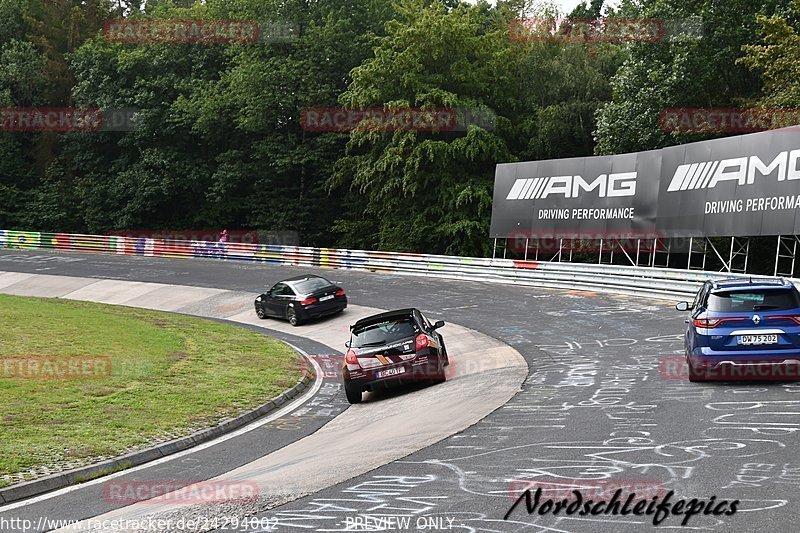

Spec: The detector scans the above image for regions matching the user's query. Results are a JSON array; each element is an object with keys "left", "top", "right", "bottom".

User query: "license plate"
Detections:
[
  {"left": 319, "top": 295, "right": 334, "bottom": 301},
  {"left": 377, "top": 367, "right": 406, "bottom": 378},
  {"left": 738, "top": 334, "right": 778, "bottom": 345}
]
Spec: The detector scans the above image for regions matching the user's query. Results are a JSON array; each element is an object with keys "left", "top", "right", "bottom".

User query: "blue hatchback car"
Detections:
[{"left": 677, "top": 278, "right": 800, "bottom": 382}]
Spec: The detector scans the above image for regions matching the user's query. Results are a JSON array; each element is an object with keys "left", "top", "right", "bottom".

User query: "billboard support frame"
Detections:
[
  {"left": 729, "top": 237, "right": 750, "bottom": 273},
  {"left": 651, "top": 238, "right": 671, "bottom": 268},
  {"left": 617, "top": 241, "right": 636, "bottom": 266},
  {"left": 774, "top": 235, "right": 800, "bottom": 276},
  {"left": 707, "top": 238, "right": 731, "bottom": 272},
  {"left": 687, "top": 238, "right": 707, "bottom": 271}
]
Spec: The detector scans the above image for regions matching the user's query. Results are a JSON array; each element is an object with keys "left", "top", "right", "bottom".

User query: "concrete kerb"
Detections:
[{"left": 0, "top": 353, "right": 315, "bottom": 506}]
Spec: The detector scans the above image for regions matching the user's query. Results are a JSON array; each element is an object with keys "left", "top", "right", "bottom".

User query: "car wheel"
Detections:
[
  {"left": 687, "top": 358, "right": 707, "bottom": 382},
  {"left": 287, "top": 306, "right": 302, "bottom": 327},
  {"left": 431, "top": 358, "right": 446, "bottom": 384},
  {"left": 255, "top": 305, "right": 267, "bottom": 319},
  {"left": 345, "top": 384, "right": 362, "bottom": 404}
]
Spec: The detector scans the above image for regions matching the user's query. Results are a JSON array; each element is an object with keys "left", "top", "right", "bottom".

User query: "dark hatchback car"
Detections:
[
  {"left": 677, "top": 278, "right": 800, "bottom": 382},
  {"left": 342, "top": 308, "right": 449, "bottom": 404},
  {"left": 255, "top": 275, "right": 346, "bottom": 326}
]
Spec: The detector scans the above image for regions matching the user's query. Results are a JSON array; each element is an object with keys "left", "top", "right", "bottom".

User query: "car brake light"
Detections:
[
  {"left": 768, "top": 315, "right": 800, "bottom": 324},
  {"left": 415, "top": 334, "right": 429, "bottom": 350},
  {"left": 300, "top": 297, "right": 317, "bottom": 305},
  {"left": 345, "top": 349, "right": 359, "bottom": 366},
  {"left": 693, "top": 318, "right": 720, "bottom": 328},
  {"left": 335, "top": 289, "right": 345, "bottom": 296},
  {"left": 693, "top": 317, "right": 746, "bottom": 328}
]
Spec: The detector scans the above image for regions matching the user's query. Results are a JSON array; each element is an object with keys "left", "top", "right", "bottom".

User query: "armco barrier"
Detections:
[{"left": 0, "top": 229, "right": 774, "bottom": 300}]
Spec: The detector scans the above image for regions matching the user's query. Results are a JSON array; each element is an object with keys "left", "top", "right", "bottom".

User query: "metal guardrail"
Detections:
[{"left": 0, "top": 229, "right": 773, "bottom": 301}]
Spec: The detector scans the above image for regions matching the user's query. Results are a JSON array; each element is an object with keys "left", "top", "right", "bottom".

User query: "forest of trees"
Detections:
[{"left": 0, "top": 0, "right": 798, "bottom": 256}]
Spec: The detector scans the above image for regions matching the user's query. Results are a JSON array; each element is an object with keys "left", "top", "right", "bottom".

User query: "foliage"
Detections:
[
  {"left": 595, "top": 0, "right": 790, "bottom": 154},
  {"left": 740, "top": 0, "right": 800, "bottom": 108},
  {"left": 0, "top": 0, "right": 797, "bottom": 256}
]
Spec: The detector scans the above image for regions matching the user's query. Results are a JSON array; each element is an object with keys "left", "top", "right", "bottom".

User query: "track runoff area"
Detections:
[{"left": 0, "top": 128, "right": 800, "bottom": 532}]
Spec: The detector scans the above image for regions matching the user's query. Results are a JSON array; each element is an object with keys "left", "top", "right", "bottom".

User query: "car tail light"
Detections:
[
  {"left": 415, "top": 334, "right": 429, "bottom": 351},
  {"left": 693, "top": 317, "right": 745, "bottom": 328},
  {"left": 335, "top": 289, "right": 345, "bottom": 296},
  {"left": 768, "top": 315, "right": 800, "bottom": 324},
  {"left": 345, "top": 349, "right": 359, "bottom": 366},
  {"left": 300, "top": 297, "right": 317, "bottom": 306}
]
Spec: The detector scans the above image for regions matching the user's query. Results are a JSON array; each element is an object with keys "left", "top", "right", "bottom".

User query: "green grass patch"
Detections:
[{"left": 0, "top": 294, "right": 304, "bottom": 487}]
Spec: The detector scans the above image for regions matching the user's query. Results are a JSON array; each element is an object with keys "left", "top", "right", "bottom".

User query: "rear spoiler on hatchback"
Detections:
[{"left": 711, "top": 277, "right": 793, "bottom": 290}]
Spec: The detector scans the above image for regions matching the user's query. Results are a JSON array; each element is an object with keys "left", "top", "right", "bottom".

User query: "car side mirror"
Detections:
[
  {"left": 433, "top": 320, "right": 445, "bottom": 329},
  {"left": 345, "top": 340, "right": 351, "bottom": 348},
  {"left": 676, "top": 301, "right": 691, "bottom": 312}
]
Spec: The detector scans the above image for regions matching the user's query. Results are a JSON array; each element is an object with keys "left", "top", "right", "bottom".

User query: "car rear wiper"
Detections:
[
  {"left": 753, "top": 305, "right": 781, "bottom": 310},
  {"left": 358, "top": 340, "right": 387, "bottom": 347}
]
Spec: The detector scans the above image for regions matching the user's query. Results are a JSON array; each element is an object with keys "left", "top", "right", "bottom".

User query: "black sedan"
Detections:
[
  {"left": 254, "top": 275, "right": 347, "bottom": 326},
  {"left": 342, "top": 308, "right": 449, "bottom": 404}
]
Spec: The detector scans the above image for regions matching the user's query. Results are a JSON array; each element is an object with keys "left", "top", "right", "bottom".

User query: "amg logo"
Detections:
[
  {"left": 667, "top": 150, "right": 800, "bottom": 192},
  {"left": 505, "top": 173, "right": 637, "bottom": 200}
]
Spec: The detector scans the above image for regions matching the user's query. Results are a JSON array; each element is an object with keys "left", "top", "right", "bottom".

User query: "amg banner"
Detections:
[{"left": 490, "top": 127, "right": 800, "bottom": 239}]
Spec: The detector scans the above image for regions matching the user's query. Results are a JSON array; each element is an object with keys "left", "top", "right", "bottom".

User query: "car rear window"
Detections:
[
  {"left": 291, "top": 277, "right": 332, "bottom": 293},
  {"left": 351, "top": 318, "right": 419, "bottom": 348},
  {"left": 707, "top": 289, "right": 800, "bottom": 312}
]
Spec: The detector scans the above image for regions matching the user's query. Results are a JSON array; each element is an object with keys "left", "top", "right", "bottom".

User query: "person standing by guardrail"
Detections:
[{"left": 219, "top": 229, "right": 229, "bottom": 243}]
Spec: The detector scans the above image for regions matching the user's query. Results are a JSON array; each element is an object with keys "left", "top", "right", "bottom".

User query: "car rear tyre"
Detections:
[
  {"left": 431, "top": 358, "right": 446, "bottom": 384},
  {"left": 287, "top": 306, "right": 302, "bottom": 327},
  {"left": 687, "top": 361, "right": 707, "bottom": 382},
  {"left": 345, "top": 384, "right": 362, "bottom": 404},
  {"left": 255, "top": 306, "right": 267, "bottom": 319}
]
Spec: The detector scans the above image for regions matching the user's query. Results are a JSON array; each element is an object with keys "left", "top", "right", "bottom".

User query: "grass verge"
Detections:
[{"left": 0, "top": 294, "right": 304, "bottom": 488}]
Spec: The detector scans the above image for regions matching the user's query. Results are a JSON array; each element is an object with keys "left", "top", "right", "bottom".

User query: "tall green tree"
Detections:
[
  {"left": 327, "top": 0, "right": 518, "bottom": 254},
  {"left": 595, "top": 0, "right": 790, "bottom": 154},
  {"left": 740, "top": 0, "right": 800, "bottom": 108},
  {"left": 62, "top": 0, "right": 391, "bottom": 238}
]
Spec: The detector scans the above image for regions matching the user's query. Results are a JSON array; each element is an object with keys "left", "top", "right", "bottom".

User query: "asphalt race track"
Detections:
[{"left": 1, "top": 249, "right": 799, "bottom": 533}]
